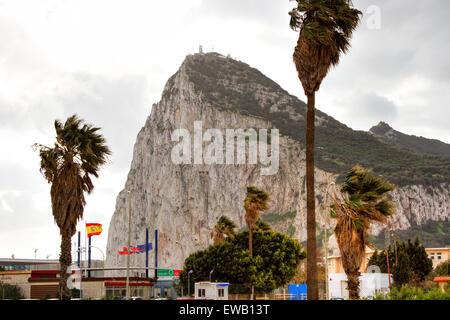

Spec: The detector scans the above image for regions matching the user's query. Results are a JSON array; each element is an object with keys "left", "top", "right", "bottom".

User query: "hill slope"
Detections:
[
  {"left": 183, "top": 53, "right": 450, "bottom": 187},
  {"left": 370, "top": 121, "right": 450, "bottom": 156}
]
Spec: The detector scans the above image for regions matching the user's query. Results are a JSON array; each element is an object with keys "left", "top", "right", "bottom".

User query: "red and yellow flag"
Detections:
[{"left": 86, "top": 223, "right": 102, "bottom": 237}]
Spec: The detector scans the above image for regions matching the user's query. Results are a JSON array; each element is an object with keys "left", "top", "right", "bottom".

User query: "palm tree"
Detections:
[
  {"left": 211, "top": 216, "right": 237, "bottom": 244},
  {"left": 34, "top": 115, "right": 111, "bottom": 300},
  {"left": 289, "top": 0, "right": 362, "bottom": 300},
  {"left": 254, "top": 218, "right": 271, "bottom": 231},
  {"left": 330, "top": 165, "right": 396, "bottom": 299},
  {"left": 244, "top": 186, "right": 269, "bottom": 300}
]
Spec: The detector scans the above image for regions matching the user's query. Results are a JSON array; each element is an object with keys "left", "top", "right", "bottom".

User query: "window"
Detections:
[
  {"left": 218, "top": 288, "right": 224, "bottom": 297},
  {"left": 198, "top": 288, "right": 206, "bottom": 297},
  {"left": 430, "top": 253, "right": 435, "bottom": 260},
  {"left": 105, "top": 286, "right": 126, "bottom": 298},
  {"left": 105, "top": 287, "right": 114, "bottom": 298},
  {"left": 437, "top": 253, "right": 442, "bottom": 260}
]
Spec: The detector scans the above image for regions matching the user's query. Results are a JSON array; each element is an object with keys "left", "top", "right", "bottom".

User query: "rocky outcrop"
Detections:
[{"left": 105, "top": 53, "right": 449, "bottom": 274}]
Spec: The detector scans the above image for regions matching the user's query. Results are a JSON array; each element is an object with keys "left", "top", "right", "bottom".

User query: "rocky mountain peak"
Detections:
[
  {"left": 105, "top": 53, "right": 449, "bottom": 274},
  {"left": 369, "top": 121, "right": 397, "bottom": 140}
]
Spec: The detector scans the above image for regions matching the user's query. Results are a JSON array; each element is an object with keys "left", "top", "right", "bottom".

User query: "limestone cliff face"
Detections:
[{"left": 105, "top": 53, "right": 449, "bottom": 273}]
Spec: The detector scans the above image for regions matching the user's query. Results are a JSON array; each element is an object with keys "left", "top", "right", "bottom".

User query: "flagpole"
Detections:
[
  {"left": 88, "top": 236, "right": 91, "bottom": 278},
  {"left": 77, "top": 231, "right": 81, "bottom": 268},
  {"left": 78, "top": 229, "right": 83, "bottom": 299},
  {"left": 126, "top": 190, "right": 132, "bottom": 300},
  {"left": 145, "top": 228, "right": 149, "bottom": 278},
  {"left": 84, "top": 221, "right": 87, "bottom": 277}
]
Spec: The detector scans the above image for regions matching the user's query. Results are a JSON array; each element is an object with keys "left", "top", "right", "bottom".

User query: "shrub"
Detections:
[
  {"left": 374, "top": 285, "right": 450, "bottom": 300},
  {"left": 0, "top": 282, "right": 24, "bottom": 300}
]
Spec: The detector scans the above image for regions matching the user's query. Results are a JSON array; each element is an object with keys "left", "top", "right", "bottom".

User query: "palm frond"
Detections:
[
  {"left": 34, "top": 114, "right": 111, "bottom": 235},
  {"left": 290, "top": 0, "right": 362, "bottom": 95}
]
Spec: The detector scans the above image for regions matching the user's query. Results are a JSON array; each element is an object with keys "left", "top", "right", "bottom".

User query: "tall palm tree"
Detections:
[
  {"left": 34, "top": 115, "right": 111, "bottom": 300},
  {"left": 211, "top": 216, "right": 237, "bottom": 244},
  {"left": 330, "top": 165, "right": 396, "bottom": 299},
  {"left": 244, "top": 186, "right": 269, "bottom": 300},
  {"left": 289, "top": 0, "right": 362, "bottom": 300}
]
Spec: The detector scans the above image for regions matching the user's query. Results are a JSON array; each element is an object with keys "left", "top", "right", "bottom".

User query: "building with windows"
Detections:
[
  {"left": 425, "top": 248, "right": 450, "bottom": 268},
  {"left": 327, "top": 246, "right": 449, "bottom": 275},
  {"left": 194, "top": 282, "right": 229, "bottom": 300}
]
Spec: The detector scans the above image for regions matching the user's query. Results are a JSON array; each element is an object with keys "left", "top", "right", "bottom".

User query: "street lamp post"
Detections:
[
  {"left": 323, "top": 181, "right": 335, "bottom": 300},
  {"left": 126, "top": 190, "right": 132, "bottom": 299},
  {"left": 209, "top": 269, "right": 214, "bottom": 282},
  {"left": 188, "top": 270, "right": 193, "bottom": 298}
]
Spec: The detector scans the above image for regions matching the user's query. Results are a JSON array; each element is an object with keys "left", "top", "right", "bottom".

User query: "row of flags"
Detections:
[
  {"left": 118, "top": 243, "right": 153, "bottom": 255},
  {"left": 85, "top": 222, "right": 153, "bottom": 255}
]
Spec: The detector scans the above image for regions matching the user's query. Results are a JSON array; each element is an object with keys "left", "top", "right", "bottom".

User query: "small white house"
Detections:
[
  {"left": 194, "top": 282, "right": 229, "bottom": 300},
  {"left": 328, "top": 273, "right": 392, "bottom": 299}
]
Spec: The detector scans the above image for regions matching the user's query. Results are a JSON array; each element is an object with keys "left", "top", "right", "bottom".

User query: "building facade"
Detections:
[
  {"left": 327, "top": 249, "right": 376, "bottom": 275},
  {"left": 327, "top": 246, "right": 450, "bottom": 275},
  {"left": 425, "top": 248, "right": 450, "bottom": 269}
]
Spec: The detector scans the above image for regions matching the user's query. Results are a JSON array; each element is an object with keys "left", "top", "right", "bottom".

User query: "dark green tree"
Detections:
[
  {"left": 392, "top": 250, "right": 410, "bottom": 286},
  {"left": 178, "top": 229, "right": 306, "bottom": 295},
  {"left": 368, "top": 248, "right": 395, "bottom": 274},
  {"left": 369, "top": 238, "right": 433, "bottom": 286},
  {"left": 406, "top": 237, "right": 433, "bottom": 283}
]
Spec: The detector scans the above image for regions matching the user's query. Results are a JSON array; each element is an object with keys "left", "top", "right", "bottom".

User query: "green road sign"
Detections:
[{"left": 157, "top": 269, "right": 175, "bottom": 277}]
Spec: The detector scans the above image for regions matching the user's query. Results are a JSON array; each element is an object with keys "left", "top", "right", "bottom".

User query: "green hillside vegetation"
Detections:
[
  {"left": 181, "top": 53, "right": 450, "bottom": 188},
  {"left": 261, "top": 210, "right": 297, "bottom": 223},
  {"left": 368, "top": 220, "right": 450, "bottom": 249},
  {"left": 370, "top": 122, "right": 450, "bottom": 156}
]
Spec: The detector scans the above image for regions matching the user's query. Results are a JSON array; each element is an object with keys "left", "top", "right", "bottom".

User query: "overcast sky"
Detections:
[{"left": 0, "top": 0, "right": 449, "bottom": 261}]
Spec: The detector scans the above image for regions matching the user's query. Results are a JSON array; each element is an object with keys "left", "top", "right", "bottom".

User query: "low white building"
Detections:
[
  {"left": 328, "top": 273, "right": 392, "bottom": 299},
  {"left": 194, "top": 282, "right": 229, "bottom": 300}
]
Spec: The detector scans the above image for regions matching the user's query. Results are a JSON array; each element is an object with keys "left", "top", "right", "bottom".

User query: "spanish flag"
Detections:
[{"left": 86, "top": 223, "right": 102, "bottom": 237}]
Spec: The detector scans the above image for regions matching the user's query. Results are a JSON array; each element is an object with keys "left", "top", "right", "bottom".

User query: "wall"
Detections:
[
  {"left": 426, "top": 248, "right": 450, "bottom": 269},
  {"left": 0, "top": 271, "right": 31, "bottom": 299}
]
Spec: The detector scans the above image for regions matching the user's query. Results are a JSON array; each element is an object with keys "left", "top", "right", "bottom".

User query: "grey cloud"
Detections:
[
  {"left": 355, "top": 0, "right": 450, "bottom": 83},
  {"left": 0, "top": 191, "right": 50, "bottom": 232},
  {"left": 0, "top": 163, "right": 45, "bottom": 193},
  {"left": 338, "top": 91, "right": 398, "bottom": 129},
  {"left": 56, "top": 73, "right": 150, "bottom": 170},
  {"left": 191, "top": 0, "right": 290, "bottom": 25},
  {"left": 1, "top": 72, "right": 151, "bottom": 171}
]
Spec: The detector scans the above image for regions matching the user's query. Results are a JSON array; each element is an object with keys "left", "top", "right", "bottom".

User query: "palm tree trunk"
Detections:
[
  {"left": 306, "top": 92, "right": 318, "bottom": 300},
  {"left": 249, "top": 226, "right": 253, "bottom": 257},
  {"left": 59, "top": 231, "right": 72, "bottom": 300},
  {"left": 249, "top": 226, "right": 254, "bottom": 300},
  {"left": 347, "top": 273, "right": 360, "bottom": 300}
]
